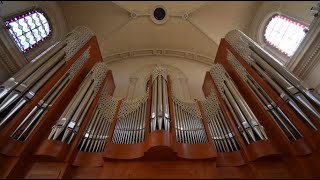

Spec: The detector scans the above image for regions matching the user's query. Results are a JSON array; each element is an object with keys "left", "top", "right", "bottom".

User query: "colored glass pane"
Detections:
[{"left": 5, "top": 10, "right": 51, "bottom": 53}]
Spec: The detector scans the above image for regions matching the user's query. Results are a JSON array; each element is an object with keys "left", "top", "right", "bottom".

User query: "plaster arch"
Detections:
[{"left": 127, "top": 63, "right": 192, "bottom": 102}]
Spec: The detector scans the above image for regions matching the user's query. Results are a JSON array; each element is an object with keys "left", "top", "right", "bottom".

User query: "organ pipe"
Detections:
[
  {"left": 0, "top": 26, "right": 93, "bottom": 132},
  {"left": 210, "top": 64, "right": 268, "bottom": 144},
  {"left": 228, "top": 50, "right": 303, "bottom": 141},
  {"left": 173, "top": 97, "right": 208, "bottom": 144},
  {"left": 48, "top": 62, "right": 109, "bottom": 144},
  {"left": 225, "top": 30, "right": 320, "bottom": 130},
  {"left": 111, "top": 97, "right": 147, "bottom": 144},
  {"left": 150, "top": 74, "right": 170, "bottom": 132},
  {"left": 10, "top": 49, "right": 90, "bottom": 141}
]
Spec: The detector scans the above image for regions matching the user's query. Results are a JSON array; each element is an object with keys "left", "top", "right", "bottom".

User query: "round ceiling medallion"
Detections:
[{"left": 150, "top": 5, "right": 169, "bottom": 25}]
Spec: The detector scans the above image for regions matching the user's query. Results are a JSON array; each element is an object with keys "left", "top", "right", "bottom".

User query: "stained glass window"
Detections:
[
  {"left": 264, "top": 15, "right": 308, "bottom": 57},
  {"left": 4, "top": 9, "right": 51, "bottom": 53}
]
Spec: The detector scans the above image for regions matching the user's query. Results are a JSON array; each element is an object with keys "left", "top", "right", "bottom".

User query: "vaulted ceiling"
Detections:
[
  {"left": 57, "top": 1, "right": 263, "bottom": 99},
  {"left": 58, "top": 1, "right": 261, "bottom": 61}
]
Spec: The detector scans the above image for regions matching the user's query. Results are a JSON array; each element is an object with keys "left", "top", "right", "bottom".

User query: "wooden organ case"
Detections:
[{"left": 0, "top": 27, "right": 320, "bottom": 179}]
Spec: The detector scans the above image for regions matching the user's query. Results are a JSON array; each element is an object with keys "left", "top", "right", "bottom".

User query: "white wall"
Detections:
[{"left": 105, "top": 56, "right": 211, "bottom": 101}]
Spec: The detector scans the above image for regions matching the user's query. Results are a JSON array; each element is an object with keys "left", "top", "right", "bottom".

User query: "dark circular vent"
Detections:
[{"left": 154, "top": 7, "right": 166, "bottom": 21}]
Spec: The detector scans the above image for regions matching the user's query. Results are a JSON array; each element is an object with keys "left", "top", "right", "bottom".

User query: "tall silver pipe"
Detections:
[
  {"left": 101, "top": 121, "right": 111, "bottom": 151},
  {"left": 246, "top": 78, "right": 302, "bottom": 140},
  {"left": 216, "top": 112, "right": 232, "bottom": 151},
  {"left": 251, "top": 62, "right": 317, "bottom": 130},
  {"left": 0, "top": 50, "right": 66, "bottom": 114},
  {"left": 223, "top": 91, "right": 250, "bottom": 144},
  {"left": 248, "top": 43, "right": 320, "bottom": 106},
  {"left": 93, "top": 116, "right": 107, "bottom": 152},
  {"left": 12, "top": 68, "right": 72, "bottom": 141},
  {"left": 91, "top": 114, "right": 105, "bottom": 151},
  {"left": 163, "top": 78, "right": 170, "bottom": 131},
  {"left": 63, "top": 85, "right": 95, "bottom": 144},
  {"left": 85, "top": 112, "right": 101, "bottom": 151},
  {"left": 185, "top": 113, "right": 192, "bottom": 144},
  {"left": 88, "top": 114, "right": 103, "bottom": 152},
  {"left": 176, "top": 103, "right": 183, "bottom": 143},
  {"left": 133, "top": 106, "right": 138, "bottom": 144},
  {"left": 251, "top": 52, "right": 320, "bottom": 121},
  {"left": 141, "top": 101, "right": 146, "bottom": 142},
  {"left": 151, "top": 77, "right": 157, "bottom": 132},
  {"left": 79, "top": 108, "right": 99, "bottom": 151},
  {"left": 181, "top": 108, "right": 188, "bottom": 143},
  {"left": 157, "top": 76, "right": 163, "bottom": 130},
  {"left": 218, "top": 109, "right": 239, "bottom": 151},
  {"left": 86, "top": 110, "right": 102, "bottom": 151},
  {"left": 0, "top": 41, "right": 67, "bottom": 103},
  {"left": 0, "top": 52, "right": 66, "bottom": 129},
  {"left": 223, "top": 84, "right": 256, "bottom": 143},
  {"left": 48, "top": 72, "right": 94, "bottom": 140},
  {"left": 214, "top": 113, "right": 229, "bottom": 151},
  {"left": 225, "top": 78, "right": 267, "bottom": 140},
  {"left": 208, "top": 121, "right": 220, "bottom": 152},
  {"left": 67, "top": 91, "right": 95, "bottom": 145}
]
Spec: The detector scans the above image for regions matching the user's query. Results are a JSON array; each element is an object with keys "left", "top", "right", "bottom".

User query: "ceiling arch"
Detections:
[{"left": 59, "top": 1, "right": 218, "bottom": 60}]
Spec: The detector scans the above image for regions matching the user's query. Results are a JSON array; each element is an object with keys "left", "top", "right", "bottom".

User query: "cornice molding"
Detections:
[{"left": 103, "top": 48, "right": 214, "bottom": 66}]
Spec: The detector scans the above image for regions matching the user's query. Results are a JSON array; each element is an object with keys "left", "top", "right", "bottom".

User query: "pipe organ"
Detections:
[
  {"left": 11, "top": 49, "right": 90, "bottom": 141},
  {"left": 78, "top": 84, "right": 118, "bottom": 152},
  {"left": 150, "top": 69, "right": 170, "bottom": 132},
  {"left": 210, "top": 64, "right": 268, "bottom": 144},
  {"left": 48, "top": 62, "right": 109, "bottom": 144},
  {"left": 225, "top": 30, "right": 320, "bottom": 131},
  {"left": 0, "top": 27, "right": 93, "bottom": 131},
  {"left": 173, "top": 96, "right": 207, "bottom": 144},
  {"left": 112, "top": 94, "right": 147, "bottom": 144},
  {"left": 1, "top": 26, "right": 320, "bottom": 179},
  {"left": 201, "top": 91, "right": 240, "bottom": 152},
  {"left": 228, "top": 51, "right": 303, "bottom": 141}
]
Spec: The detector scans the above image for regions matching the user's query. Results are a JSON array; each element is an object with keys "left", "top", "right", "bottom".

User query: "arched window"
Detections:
[
  {"left": 4, "top": 9, "right": 51, "bottom": 53},
  {"left": 264, "top": 14, "right": 308, "bottom": 57}
]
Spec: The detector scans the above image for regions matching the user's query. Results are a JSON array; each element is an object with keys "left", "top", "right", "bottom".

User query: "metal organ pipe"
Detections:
[
  {"left": 248, "top": 42, "right": 320, "bottom": 106},
  {"left": 111, "top": 94, "right": 147, "bottom": 144},
  {"left": 78, "top": 81, "right": 118, "bottom": 152},
  {"left": 0, "top": 41, "right": 66, "bottom": 104},
  {"left": 228, "top": 52, "right": 303, "bottom": 141},
  {"left": 225, "top": 29, "right": 320, "bottom": 131},
  {"left": 0, "top": 50, "right": 66, "bottom": 129},
  {"left": 210, "top": 64, "right": 268, "bottom": 145},
  {"left": 251, "top": 52, "right": 320, "bottom": 121},
  {"left": 0, "top": 26, "right": 93, "bottom": 131},
  {"left": 172, "top": 97, "right": 208, "bottom": 144},
  {"left": 47, "top": 62, "right": 109, "bottom": 145},
  {"left": 0, "top": 27, "right": 93, "bottom": 142},
  {"left": 150, "top": 75, "right": 170, "bottom": 132},
  {"left": 200, "top": 91, "right": 240, "bottom": 153}
]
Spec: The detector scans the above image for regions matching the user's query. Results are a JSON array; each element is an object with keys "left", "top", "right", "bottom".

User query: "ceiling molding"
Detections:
[
  {"left": 112, "top": 1, "right": 210, "bottom": 20},
  {"left": 103, "top": 48, "right": 214, "bottom": 66},
  {"left": 187, "top": 18, "right": 218, "bottom": 45}
]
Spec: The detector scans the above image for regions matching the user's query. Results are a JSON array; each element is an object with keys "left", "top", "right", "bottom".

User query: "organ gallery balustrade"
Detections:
[{"left": 0, "top": 26, "right": 320, "bottom": 179}]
